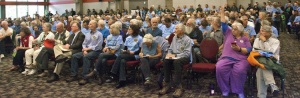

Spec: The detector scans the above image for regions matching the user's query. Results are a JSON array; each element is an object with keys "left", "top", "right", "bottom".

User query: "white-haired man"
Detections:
[
  {"left": 0, "top": 21, "right": 14, "bottom": 62},
  {"left": 159, "top": 23, "right": 192, "bottom": 97},
  {"left": 97, "top": 19, "right": 110, "bottom": 39}
]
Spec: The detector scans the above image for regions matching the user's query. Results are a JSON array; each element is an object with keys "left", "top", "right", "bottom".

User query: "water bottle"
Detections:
[
  {"left": 210, "top": 83, "right": 215, "bottom": 96},
  {"left": 12, "top": 49, "right": 17, "bottom": 57}
]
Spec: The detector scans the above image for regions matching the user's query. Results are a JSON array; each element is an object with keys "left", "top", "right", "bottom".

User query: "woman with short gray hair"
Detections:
[
  {"left": 139, "top": 34, "right": 162, "bottom": 89},
  {"left": 216, "top": 6, "right": 252, "bottom": 98}
]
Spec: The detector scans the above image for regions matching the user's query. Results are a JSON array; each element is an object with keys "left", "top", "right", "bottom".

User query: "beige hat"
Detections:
[{"left": 143, "top": 34, "right": 153, "bottom": 43}]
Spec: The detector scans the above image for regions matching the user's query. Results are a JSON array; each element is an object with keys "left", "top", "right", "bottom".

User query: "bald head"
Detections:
[
  {"left": 1, "top": 21, "right": 8, "bottom": 29},
  {"left": 56, "top": 22, "right": 64, "bottom": 33}
]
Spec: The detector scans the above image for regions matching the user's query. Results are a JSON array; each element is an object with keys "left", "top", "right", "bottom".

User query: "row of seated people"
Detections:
[{"left": 4, "top": 8, "right": 282, "bottom": 98}]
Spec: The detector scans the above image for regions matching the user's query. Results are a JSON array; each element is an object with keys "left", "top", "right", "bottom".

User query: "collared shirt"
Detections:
[
  {"left": 244, "top": 25, "right": 257, "bottom": 37},
  {"left": 82, "top": 30, "right": 103, "bottom": 51},
  {"left": 168, "top": 34, "right": 192, "bottom": 58},
  {"left": 124, "top": 35, "right": 143, "bottom": 59},
  {"left": 272, "top": 26, "right": 278, "bottom": 38},
  {"left": 161, "top": 24, "right": 175, "bottom": 38},
  {"left": 51, "top": 21, "right": 60, "bottom": 32},
  {"left": 97, "top": 27, "right": 110, "bottom": 39},
  {"left": 146, "top": 27, "right": 162, "bottom": 37},
  {"left": 81, "top": 27, "right": 91, "bottom": 35},
  {"left": 196, "top": 18, "right": 201, "bottom": 26},
  {"left": 106, "top": 34, "right": 123, "bottom": 56},
  {"left": 253, "top": 37, "right": 280, "bottom": 60}
]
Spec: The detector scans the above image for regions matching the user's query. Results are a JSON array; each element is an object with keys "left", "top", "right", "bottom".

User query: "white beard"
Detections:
[{"left": 185, "top": 26, "right": 193, "bottom": 35}]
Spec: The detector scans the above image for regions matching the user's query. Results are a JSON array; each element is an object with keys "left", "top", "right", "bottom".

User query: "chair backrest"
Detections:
[{"left": 199, "top": 37, "right": 219, "bottom": 60}]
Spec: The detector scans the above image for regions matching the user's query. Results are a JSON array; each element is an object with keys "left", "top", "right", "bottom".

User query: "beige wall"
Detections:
[
  {"left": 148, "top": 0, "right": 166, "bottom": 9},
  {"left": 173, "top": 0, "right": 227, "bottom": 9},
  {"left": 129, "top": 0, "right": 148, "bottom": 10}
]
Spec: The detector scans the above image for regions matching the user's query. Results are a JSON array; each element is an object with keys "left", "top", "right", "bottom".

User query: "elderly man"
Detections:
[
  {"left": 205, "top": 17, "right": 224, "bottom": 47},
  {"left": 185, "top": 18, "right": 203, "bottom": 62},
  {"left": 161, "top": 18, "right": 175, "bottom": 38},
  {"left": 66, "top": 20, "right": 103, "bottom": 85},
  {"left": 46, "top": 22, "right": 85, "bottom": 83},
  {"left": 241, "top": 15, "right": 256, "bottom": 43},
  {"left": 81, "top": 20, "right": 90, "bottom": 35},
  {"left": 35, "top": 22, "right": 70, "bottom": 77},
  {"left": 97, "top": 20, "right": 110, "bottom": 39},
  {"left": 159, "top": 23, "right": 192, "bottom": 97},
  {"left": 253, "top": 25, "right": 280, "bottom": 98},
  {"left": 0, "top": 21, "right": 14, "bottom": 62},
  {"left": 182, "top": 5, "right": 188, "bottom": 13},
  {"left": 146, "top": 18, "right": 162, "bottom": 37}
]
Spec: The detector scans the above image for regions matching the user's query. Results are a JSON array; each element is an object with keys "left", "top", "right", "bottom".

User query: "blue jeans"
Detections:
[
  {"left": 70, "top": 50, "right": 101, "bottom": 77},
  {"left": 110, "top": 54, "right": 136, "bottom": 81}
]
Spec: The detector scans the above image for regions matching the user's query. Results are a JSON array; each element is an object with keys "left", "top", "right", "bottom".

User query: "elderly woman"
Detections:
[
  {"left": 216, "top": 6, "right": 252, "bottom": 98},
  {"left": 7, "top": 27, "right": 34, "bottom": 72},
  {"left": 139, "top": 34, "right": 162, "bottom": 87},
  {"left": 86, "top": 22, "right": 123, "bottom": 85},
  {"left": 110, "top": 24, "right": 143, "bottom": 88},
  {"left": 23, "top": 23, "right": 55, "bottom": 75}
]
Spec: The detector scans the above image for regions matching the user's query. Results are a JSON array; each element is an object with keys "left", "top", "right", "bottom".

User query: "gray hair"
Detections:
[
  {"left": 261, "top": 25, "right": 272, "bottom": 33},
  {"left": 212, "top": 17, "right": 221, "bottom": 27},
  {"left": 261, "top": 20, "right": 271, "bottom": 26},
  {"left": 130, "top": 19, "right": 139, "bottom": 25},
  {"left": 187, "top": 18, "right": 196, "bottom": 27},
  {"left": 232, "top": 22, "right": 244, "bottom": 32},
  {"left": 44, "top": 23, "right": 52, "bottom": 31},
  {"left": 177, "top": 23, "right": 185, "bottom": 32},
  {"left": 110, "top": 23, "right": 120, "bottom": 35}
]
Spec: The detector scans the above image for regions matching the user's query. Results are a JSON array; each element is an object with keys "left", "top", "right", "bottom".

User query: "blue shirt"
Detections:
[
  {"left": 158, "top": 23, "right": 164, "bottom": 31},
  {"left": 124, "top": 35, "right": 143, "bottom": 59},
  {"left": 294, "top": 16, "right": 300, "bottom": 22},
  {"left": 29, "top": 27, "right": 36, "bottom": 37},
  {"left": 199, "top": 26, "right": 211, "bottom": 33},
  {"left": 14, "top": 25, "right": 21, "bottom": 34},
  {"left": 204, "top": 7, "right": 210, "bottom": 12},
  {"left": 82, "top": 30, "right": 103, "bottom": 51},
  {"left": 97, "top": 27, "right": 110, "bottom": 39},
  {"left": 81, "top": 27, "right": 91, "bottom": 35},
  {"left": 244, "top": 25, "right": 256, "bottom": 37},
  {"left": 106, "top": 35, "right": 123, "bottom": 56},
  {"left": 161, "top": 24, "right": 175, "bottom": 38},
  {"left": 196, "top": 18, "right": 201, "bottom": 26},
  {"left": 272, "top": 26, "right": 278, "bottom": 38},
  {"left": 146, "top": 27, "right": 162, "bottom": 37},
  {"left": 51, "top": 21, "right": 60, "bottom": 32}
]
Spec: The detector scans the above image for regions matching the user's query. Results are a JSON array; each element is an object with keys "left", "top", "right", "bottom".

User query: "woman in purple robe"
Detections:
[{"left": 216, "top": 6, "right": 252, "bottom": 98}]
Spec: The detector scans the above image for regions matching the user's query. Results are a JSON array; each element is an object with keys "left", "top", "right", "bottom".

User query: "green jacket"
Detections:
[{"left": 256, "top": 57, "right": 285, "bottom": 79}]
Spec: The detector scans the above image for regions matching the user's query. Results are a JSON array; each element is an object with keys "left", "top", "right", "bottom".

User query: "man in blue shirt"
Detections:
[
  {"left": 97, "top": 20, "right": 110, "bottom": 39},
  {"left": 241, "top": 15, "right": 256, "bottom": 43},
  {"left": 146, "top": 18, "right": 162, "bottom": 37},
  {"left": 68, "top": 20, "right": 103, "bottom": 85},
  {"left": 81, "top": 20, "right": 91, "bottom": 35},
  {"left": 161, "top": 18, "right": 175, "bottom": 38}
]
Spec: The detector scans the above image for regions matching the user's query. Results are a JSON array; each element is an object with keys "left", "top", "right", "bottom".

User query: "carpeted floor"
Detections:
[{"left": 0, "top": 32, "right": 299, "bottom": 98}]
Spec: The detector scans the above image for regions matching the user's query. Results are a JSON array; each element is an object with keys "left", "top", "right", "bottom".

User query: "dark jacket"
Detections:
[
  {"left": 256, "top": 57, "right": 285, "bottom": 79},
  {"left": 54, "top": 30, "right": 68, "bottom": 45},
  {"left": 188, "top": 27, "right": 203, "bottom": 47},
  {"left": 67, "top": 31, "right": 85, "bottom": 54}
]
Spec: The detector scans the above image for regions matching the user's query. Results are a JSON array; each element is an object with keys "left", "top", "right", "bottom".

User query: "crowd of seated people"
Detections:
[{"left": 1, "top": 0, "right": 296, "bottom": 97}]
